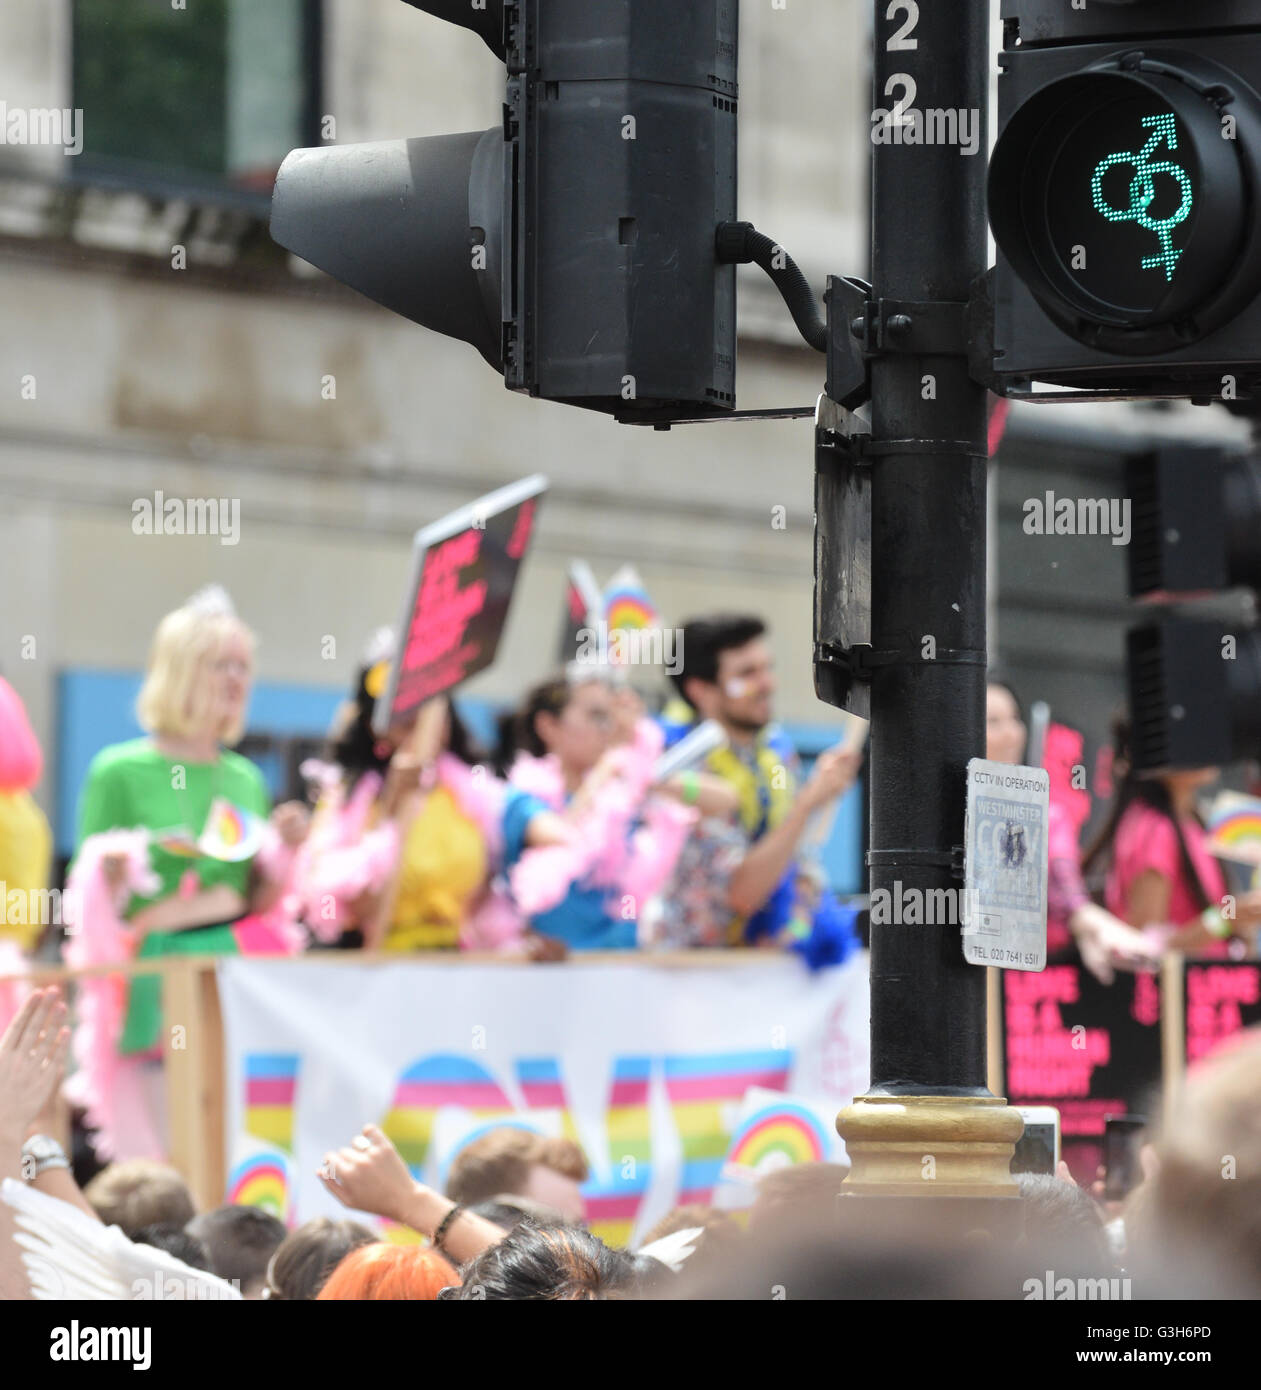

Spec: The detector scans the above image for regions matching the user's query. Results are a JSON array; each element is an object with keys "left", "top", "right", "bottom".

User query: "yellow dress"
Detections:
[
  {"left": 383, "top": 785, "right": 486, "bottom": 951},
  {"left": 0, "top": 790, "right": 53, "bottom": 951}
]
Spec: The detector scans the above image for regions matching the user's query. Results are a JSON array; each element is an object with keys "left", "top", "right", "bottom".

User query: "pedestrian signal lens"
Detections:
[
  {"left": 989, "top": 56, "right": 1261, "bottom": 352},
  {"left": 1046, "top": 102, "right": 1196, "bottom": 312}
]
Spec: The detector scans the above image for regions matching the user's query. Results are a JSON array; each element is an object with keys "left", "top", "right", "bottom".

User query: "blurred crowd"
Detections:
[
  {"left": 2, "top": 586, "right": 1259, "bottom": 1301},
  {"left": 2, "top": 986, "right": 1258, "bottom": 1301},
  {"left": 2, "top": 588, "right": 871, "bottom": 1159}
]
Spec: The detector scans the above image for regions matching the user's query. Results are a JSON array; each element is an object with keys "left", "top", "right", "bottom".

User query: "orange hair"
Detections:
[{"left": 315, "top": 1243, "right": 459, "bottom": 1301}]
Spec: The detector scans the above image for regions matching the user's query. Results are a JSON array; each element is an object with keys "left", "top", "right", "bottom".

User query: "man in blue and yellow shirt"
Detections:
[{"left": 661, "top": 615, "right": 862, "bottom": 953}]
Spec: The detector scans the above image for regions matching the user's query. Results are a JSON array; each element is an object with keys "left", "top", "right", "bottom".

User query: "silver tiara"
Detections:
[{"left": 184, "top": 584, "right": 237, "bottom": 618}]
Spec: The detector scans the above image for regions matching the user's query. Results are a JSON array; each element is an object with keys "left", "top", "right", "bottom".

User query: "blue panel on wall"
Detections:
[{"left": 56, "top": 670, "right": 145, "bottom": 855}]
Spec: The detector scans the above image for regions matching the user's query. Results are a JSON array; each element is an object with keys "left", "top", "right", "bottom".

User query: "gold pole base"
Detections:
[{"left": 837, "top": 1095, "right": 1023, "bottom": 1198}]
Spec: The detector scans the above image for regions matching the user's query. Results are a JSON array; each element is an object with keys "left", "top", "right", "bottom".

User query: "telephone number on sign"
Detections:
[{"left": 970, "top": 947, "right": 1040, "bottom": 965}]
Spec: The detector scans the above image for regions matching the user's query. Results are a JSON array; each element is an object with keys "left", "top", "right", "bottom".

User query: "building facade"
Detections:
[{"left": 0, "top": 1, "right": 1248, "bottom": 875}]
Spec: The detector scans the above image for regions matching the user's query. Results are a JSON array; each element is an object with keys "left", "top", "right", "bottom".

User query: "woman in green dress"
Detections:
[{"left": 66, "top": 587, "right": 308, "bottom": 1157}]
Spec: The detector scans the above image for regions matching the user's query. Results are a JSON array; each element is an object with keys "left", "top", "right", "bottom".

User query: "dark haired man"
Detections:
[
  {"left": 186, "top": 1204, "right": 286, "bottom": 1299},
  {"left": 661, "top": 615, "right": 861, "bottom": 948}
]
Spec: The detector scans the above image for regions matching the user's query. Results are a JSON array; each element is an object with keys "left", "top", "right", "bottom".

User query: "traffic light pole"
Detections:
[{"left": 836, "top": 0, "right": 1021, "bottom": 1196}]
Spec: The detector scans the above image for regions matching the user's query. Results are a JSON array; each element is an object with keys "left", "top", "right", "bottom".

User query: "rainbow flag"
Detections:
[
  {"left": 713, "top": 1089, "right": 844, "bottom": 1210},
  {"left": 1207, "top": 792, "right": 1261, "bottom": 867},
  {"left": 601, "top": 565, "right": 659, "bottom": 657},
  {"left": 198, "top": 797, "right": 268, "bottom": 863},
  {"left": 227, "top": 1138, "right": 292, "bottom": 1225}
]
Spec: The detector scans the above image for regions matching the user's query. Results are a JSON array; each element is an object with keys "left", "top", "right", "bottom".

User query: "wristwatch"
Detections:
[{"left": 21, "top": 1134, "right": 70, "bottom": 1181}]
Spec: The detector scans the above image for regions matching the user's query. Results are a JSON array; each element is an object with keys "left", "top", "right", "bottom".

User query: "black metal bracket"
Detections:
[
  {"left": 828, "top": 269, "right": 1004, "bottom": 411},
  {"left": 966, "top": 267, "right": 1006, "bottom": 395},
  {"left": 825, "top": 274, "right": 873, "bottom": 411},
  {"left": 866, "top": 846, "right": 967, "bottom": 882},
  {"left": 862, "top": 438, "right": 989, "bottom": 460},
  {"left": 621, "top": 405, "right": 817, "bottom": 429},
  {"left": 848, "top": 646, "right": 988, "bottom": 673},
  {"left": 850, "top": 296, "right": 970, "bottom": 357},
  {"left": 813, "top": 394, "right": 873, "bottom": 717}
]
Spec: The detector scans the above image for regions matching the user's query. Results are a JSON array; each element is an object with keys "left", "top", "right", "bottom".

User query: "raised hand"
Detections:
[
  {"left": 0, "top": 990, "right": 70, "bottom": 1141},
  {"left": 317, "top": 1123, "right": 418, "bottom": 1224}
]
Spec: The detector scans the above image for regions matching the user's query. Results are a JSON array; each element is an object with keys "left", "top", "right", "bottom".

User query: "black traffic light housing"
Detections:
[
  {"left": 1126, "top": 446, "right": 1261, "bottom": 599},
  {"left": 272, "top": 0, "right": 738, "bottom": 422},
  {"left": 1001, "top": 1, "right": 1261, "bottom": 47},
  {"left": 989, "top": 4, "right": 1261, "bottom": 399},
  {"left": 1124, "top": 443, "right": 1261, "bottom": 770}
]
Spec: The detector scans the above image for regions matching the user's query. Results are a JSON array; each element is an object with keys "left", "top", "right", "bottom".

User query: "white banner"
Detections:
[{"left": 218, "top": 955, "right": 870, "bottom": 1247}]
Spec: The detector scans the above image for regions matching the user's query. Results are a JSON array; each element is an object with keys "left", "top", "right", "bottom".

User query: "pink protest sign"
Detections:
[
  {"left": 374, "top": 475, "right": 547, "bottom": 733},
  {"left": 1043, "top": 721, "right": 1091, "bottom": 833}
]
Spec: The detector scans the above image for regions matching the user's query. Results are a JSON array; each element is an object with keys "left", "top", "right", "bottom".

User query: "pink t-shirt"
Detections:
[{"left": 1105, "top": 800, "right": 1226, "bottom": 927}]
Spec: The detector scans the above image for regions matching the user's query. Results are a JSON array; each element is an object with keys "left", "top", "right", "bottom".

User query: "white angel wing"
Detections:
[
  {"left": 2, "top": 1179, "right": 241, "bottom": 1300},
  {"left": 637, "top": 1225, "right": 705, "bottom": 1273}
]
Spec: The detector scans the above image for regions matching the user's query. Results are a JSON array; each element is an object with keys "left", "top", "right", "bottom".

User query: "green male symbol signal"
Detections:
[{"left": 1091, "top": 112, "right": 1193, "bottom": 284}]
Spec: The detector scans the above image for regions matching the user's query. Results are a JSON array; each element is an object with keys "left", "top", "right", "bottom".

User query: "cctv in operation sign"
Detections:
[{"left": 964, "top": 759, "right": 1049, "bottom": 973}]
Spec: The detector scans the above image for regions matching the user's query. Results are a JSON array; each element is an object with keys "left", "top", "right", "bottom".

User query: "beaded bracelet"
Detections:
[{"left": 433, "top": 1201, "right": 464, "bottom": 1252}]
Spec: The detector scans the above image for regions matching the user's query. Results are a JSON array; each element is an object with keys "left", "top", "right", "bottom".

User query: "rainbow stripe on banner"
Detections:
[
  {"left": 665, "top": 1050, "right": 792, "bottom": 1203},
  {"left": 382, "top": 1055, "right": 514, "bottom": 1173},
  {"left": 244, "top": 1054, "right": 299, "bottom": 1153},
  {"left": 586, "top": 1056, "right": 653, "bottom": 1248},
  {"left": 515, "top": 1058, "right": 582, "bottom": 1144}
]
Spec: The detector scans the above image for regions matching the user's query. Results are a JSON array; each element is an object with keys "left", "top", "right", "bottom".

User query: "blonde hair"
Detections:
[
  {"left": 136, "top": 601, "right": 254, "bottom": 745},
  {"left": 83, "top": 1159, "right": 196, "bottom": 1236}
]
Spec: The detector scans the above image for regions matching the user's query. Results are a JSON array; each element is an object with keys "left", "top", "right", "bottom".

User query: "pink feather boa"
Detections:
[
  {"left": 0, "top": 678, "right": 44, "bottom": 1030},
  {"left": 506, "top": 719, "right": 695, "bottom": 920},
  {"left": 62, "top": 825, "right": 305, "bottom": 1161},
  {"left": 61, "top": 830, "right": 164, "bottom": 1162},
  {"left": 285, "top": 756, "right": 506, "bottom": 943},
  {"left": 285, "top": 772, "right": 397, "bottom": 943},
  {"left": 437, "top": 753, "right": 507, "bottom": 862},
  {"left": 0, "top": 938, "right": 31, "bottom": 1041}
]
